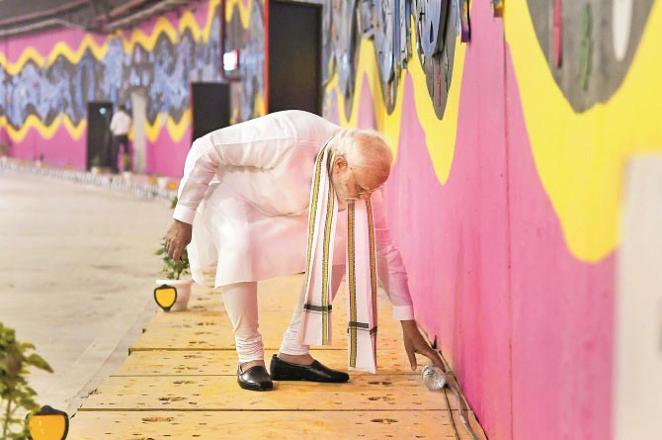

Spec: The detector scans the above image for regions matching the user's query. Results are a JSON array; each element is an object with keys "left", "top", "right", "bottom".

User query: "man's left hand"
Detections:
[
  {"left": 164, "top": 219, "right": 192, "bottom": 262},
  {"left": 400, "top": 319, "right": 446, "bottom": 372}
]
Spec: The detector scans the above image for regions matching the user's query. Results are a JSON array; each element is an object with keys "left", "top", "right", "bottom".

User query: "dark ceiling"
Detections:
[{"left": 0, "top": 0, "right": 193, "bottom": 38}]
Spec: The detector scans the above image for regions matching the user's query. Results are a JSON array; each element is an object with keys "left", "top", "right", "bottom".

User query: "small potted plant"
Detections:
[
  {"left": 1, "top": 322, "right": 54, "bottom": 438},
  {"left": 166, "top": 180, "right": 179, "bottom": 191},
  {"left": 154, "top": 242, "right": 192, "bottom": 312},
  {"left": 156, "top": 175, "right": 169, "bottom": 190},
  {"left": 90, "top": 155, "right": 103, "bottom": 175},
  {"left": 0, "top": 142, "right": 9, "bottom": 165},
  {"left": 121, "top": 153, "right": 133, "bottom": 181}
]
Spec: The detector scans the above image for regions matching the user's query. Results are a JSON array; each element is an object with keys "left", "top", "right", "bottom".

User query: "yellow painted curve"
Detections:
[
  {"left": 225, "top": 0, "right": 252, "bottom": 29},
  {"left": 327, "top": 16, "right": 466, "bottom": 184},
  {"left": 0, "top": 0, "right": 222, "bottom": 143},
  {"left": 0, "top": 114, "right": 86, "bottom": 141},
  {"left": 505, "top": 0, "right": 662, "bottom": 262},
  {"left": 7, "top": 0, "right": 649, "bottom": 263}
]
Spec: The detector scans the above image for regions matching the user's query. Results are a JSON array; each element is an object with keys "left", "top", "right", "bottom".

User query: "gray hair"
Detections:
[{"left": 330, "top": 128, "right": 393, "bottom": 180}]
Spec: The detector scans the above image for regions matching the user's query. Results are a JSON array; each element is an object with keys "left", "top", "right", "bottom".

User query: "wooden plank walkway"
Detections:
[{"left": 69, "top": 275, "right": 487, "bottom": 439}]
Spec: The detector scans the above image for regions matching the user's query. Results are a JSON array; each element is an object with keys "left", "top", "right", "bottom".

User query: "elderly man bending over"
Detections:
[{"left": 164, "top": 110, "right": 442, "bottom": 391}]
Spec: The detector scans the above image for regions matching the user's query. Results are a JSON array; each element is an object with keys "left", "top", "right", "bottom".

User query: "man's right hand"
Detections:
[{"left": 164, "top": 219, "right": 192, "bottom": 261}]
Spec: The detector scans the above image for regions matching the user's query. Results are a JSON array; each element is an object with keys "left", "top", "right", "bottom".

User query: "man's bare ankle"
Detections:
[{"left": 277, "top": 352, "right": 314, "bottom": 366}]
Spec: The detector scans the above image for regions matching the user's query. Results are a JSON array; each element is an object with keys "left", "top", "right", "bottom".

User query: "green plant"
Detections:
[
  {"left": 147, "top": 173, "right": 160, "bottom": 185},
  {"left": 90, "top": 154, "right": 102, "bottom": 168},
  {"left": 155, "top": 244, "right": 190, "bottom": 280},
  {"left": 122, "top": 153, "right": 132, "bottom": 172},
  {"left": 0, "top": 143, "right": 9, "bottom": 156},
  {"left": 0, "top": 322, "right": 53, "bottom": 439},
  {"left": 156, "top": 196, "right": 190, "bottom": 280}
]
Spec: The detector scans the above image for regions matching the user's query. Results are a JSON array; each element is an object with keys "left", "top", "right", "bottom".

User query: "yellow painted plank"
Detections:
[
  {"left": 151, "top": 286, "right": 395, "bottom": 315},
  {"left": 164, "top": 274, "right": 397, "bottom": 316},
  {"left": 79, "top": 375, "right": 456, "bottom": 411},
  {"left": 145, "top": 299, "right": 396, "bottom": 331},
  {"left": 178, "top": 274, "right": 379, "bottom": 313},
  {"left": 141, "top": 273, "right": 405, "bottom": 351},
  {"left": 253, "top": 274, "right": 313, "bottom": 311},
  {"left": 183, "top": 275, "right": 307, "bottom": 312},
  {"left": 75, "top": 272, "right": 488, "bottom": 439},
  {"left": 185, "top": 289, "right": 222, "bottom": 311},
  {"left": 113, "top": 349, "right": 425, "bottom": 376},
  {"left": 132, "top": 309, "right": 405, "bottom": 352},
  {"left": 69, "top": 410, "right": 484, "bottom": 440}
]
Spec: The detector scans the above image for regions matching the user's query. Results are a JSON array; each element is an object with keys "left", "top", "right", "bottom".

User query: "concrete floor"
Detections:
[{"left": 0, "top": 171, "right": 172, "bottom": 414}]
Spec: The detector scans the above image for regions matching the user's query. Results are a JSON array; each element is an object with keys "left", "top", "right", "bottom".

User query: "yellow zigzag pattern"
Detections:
[
  {"left": 0, "top": 0, "right": 234, "bottom": 143},
  {"left": 3, "top": 0, "right": 461, "bottom": 182},
  {"left": 0, "top": 114, "right": 87, "bottom": 141},
  {"left": 325, "top": 14, "right": 466, "bottom": 186},
  {"left": 328, "top": 0, "right": 661, "bottom": 262}
]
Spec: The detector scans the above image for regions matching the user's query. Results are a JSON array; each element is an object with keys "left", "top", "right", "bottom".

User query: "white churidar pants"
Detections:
[{"left": 220, "top": 265, "right": 346, "bottom": 364}]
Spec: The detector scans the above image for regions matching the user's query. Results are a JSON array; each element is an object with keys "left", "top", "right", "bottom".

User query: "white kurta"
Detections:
[
  {"left": 110, "top": 111, "right": 131, "bottom": 136},
  {"left": 174, "top": 110, "right": 414, "bottom": 320}
]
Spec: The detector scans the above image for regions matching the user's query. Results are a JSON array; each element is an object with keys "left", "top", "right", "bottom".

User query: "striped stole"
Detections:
[{"left": 298, "top": 142, "right": 379, "bottom": 373}]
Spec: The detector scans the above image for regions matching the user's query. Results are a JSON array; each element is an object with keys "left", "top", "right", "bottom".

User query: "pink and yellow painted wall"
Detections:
[
  {"left": 2, "top": 0, "right": 661, "bottom": 438},
  {"left": 0, "top": 0, "right": 225, "bottom": 175},
  {"left": 321, "top": 0, "right": 661, "bottom": 439}
]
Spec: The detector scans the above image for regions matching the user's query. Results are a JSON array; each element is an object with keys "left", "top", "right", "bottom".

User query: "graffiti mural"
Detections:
[
  {"left": 224, "top": 0, "right": 265, "bottom": 121},
  {"left": 319, "top": 1, "right": 662, "bottom": 439},
  {"left": 323, "top": 0, "right": 361, "bottom": 117},
  {"left": 526, "top": 0, "right": 655, "bottom": 111},
  {"left": 3, "top": 2, "right": 662, "bottom": 439},
  {"left": 322, "top": 0, "right": 467, "bottom": 118},
  {"left": 0, "top": 3, "right": 223, "bottom": 138},
  {"left": 0, "top": 0, "right": 471, "bottom": 142}
]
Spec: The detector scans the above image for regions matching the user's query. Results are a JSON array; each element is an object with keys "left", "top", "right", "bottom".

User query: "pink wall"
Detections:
[
  {"left": 146, "top": 126, "right": 192, "bottom": 177},
  {"left": 2, "top": 26, "right": 90, "bottom": 168},
  {"left": 4, "top": 26, "right": 94, "bottom": 60},
  {"left": 344, "top": 3, "right": 616, "bottom": 439},
  {"left": 8, "top": 125, "right": 87, "bottom": 168},
  {"left": 3, "top": 2, "right": 624, "bottom": 438},
  {"left": 506, "top": 49, "right": 615, "bottom": 439},
  {"left": 1, "top": 0, "right": 214, "bottom": 177}
]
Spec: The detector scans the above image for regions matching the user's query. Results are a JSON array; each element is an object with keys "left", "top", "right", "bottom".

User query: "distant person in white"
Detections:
[{"left": 109, "top": 105, "right": 132, "bottom": 173}]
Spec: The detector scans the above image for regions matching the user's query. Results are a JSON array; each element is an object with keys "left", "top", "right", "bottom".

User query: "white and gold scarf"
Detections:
[{"left": 297, "top": 142, "right": 378, "bottom": 373}]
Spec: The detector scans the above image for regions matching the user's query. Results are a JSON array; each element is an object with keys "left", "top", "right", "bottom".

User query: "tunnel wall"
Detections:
[
  {"left": 0, "top": 0, "right": 266, "bottom": 176},
  {"left": 3, "top": 1, "right": 662, "bottom": 438},
  {"left": 318, "top": 1, "right": 660, "bottom": 438},
  {"left": 0, "top": 0, "right": 226, "bottom": 175}
]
